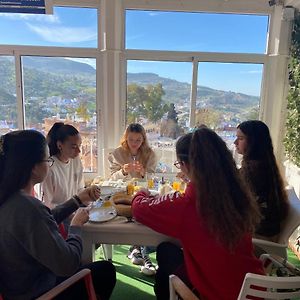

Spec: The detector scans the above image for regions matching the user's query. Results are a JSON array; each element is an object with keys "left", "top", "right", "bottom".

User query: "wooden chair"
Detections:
[
  {"left": 237, "top": 272, "right": 300, "bottom": 299},
  {"left": 169, "top": 275, "right": 199, "bottom": 300},
  {"left": 253, "top": 186, "right": 300, "bottom": 259},
  {"left": 36, "top": 269, "right": 97, "bottom": 300}
]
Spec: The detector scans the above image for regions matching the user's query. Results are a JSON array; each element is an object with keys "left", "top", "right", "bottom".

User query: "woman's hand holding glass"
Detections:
[{"left": 122, "top": 161, "right": 145, "bottom": 177}]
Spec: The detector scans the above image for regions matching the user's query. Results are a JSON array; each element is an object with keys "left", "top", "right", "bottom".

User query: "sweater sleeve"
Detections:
[
  {"left": 15, "top": 200, "right": 82, "bottom": 277},
  {"left": 77, "top": 158, "right": 85, "bottom": 191},
  {"left": 146, "top": 151, "right": 157, "bottom": 174},
  {"left": 108, "top": 150, "right": 128, "bottom": 180},
  {"left": 132, "top": 190, "right": 187, "bottom": 238},
  {"left": 51, "top": 198, "right": 79, "bottom": 224}
]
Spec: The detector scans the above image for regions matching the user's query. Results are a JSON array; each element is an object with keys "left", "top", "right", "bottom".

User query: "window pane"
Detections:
[
  {"left": 0, "top": 56, "right": 18, "bottom": 134},
  {"left": 126, "top": 10, "right": 268, "bottom": 53},
  {"left": 127, "top": 60, "right": 191, "bottom": 173},
  {"left": 0, "top": 7, "right": 97, "bottom": 48},
  {"left": 196, "top": 62, "right": 263, "bottom": 148},
  {"left": 22, "top": 56, "right": 97, "bottom": 172}
]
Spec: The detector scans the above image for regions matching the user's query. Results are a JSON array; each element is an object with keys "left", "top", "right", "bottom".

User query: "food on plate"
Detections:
[{"left": 110, "top": 192, "right": 132, "bottom": 217}]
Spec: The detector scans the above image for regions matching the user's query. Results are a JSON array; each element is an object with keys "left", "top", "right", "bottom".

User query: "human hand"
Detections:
[
  {"left": 90, "top": 185, "right": 101, "bottom": 200},
  {"left": 77, "top": 186, "right": 101, "bottom": 206},
  {"left": 70, "top": 207, "right": 90, "bottom": 226},
  {"left": 135, "top": 187, "right": 150, "bottom": 196},
  {"left": 122, "top": 163, "right": 132, "bottom": 175},
  {"left": 176, "top": 171, "right": 190, "bottom": 183},
  {"left": 133, "top": 161, "right": 145, "bottom": 177}
]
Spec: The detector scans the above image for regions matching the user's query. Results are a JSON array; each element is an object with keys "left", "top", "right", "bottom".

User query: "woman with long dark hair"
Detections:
[
  {"left": 0, "top": 130, "right": 116, "bottom": 300},
  {"left": 42, "top": 122, "right": 84, "bottom": 208},
  {"left": 235, "top": 120, "right": 289, "bottom": 241},
  {"left": 132, "top": 128, "right": 264, "bottom": 300}
]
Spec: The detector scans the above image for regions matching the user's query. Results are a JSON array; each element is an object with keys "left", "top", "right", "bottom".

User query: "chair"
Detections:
[
  {"left": 253, "top": 186, "right": 300, "bottom": 259},
  {"left": 169, "top": 275, "right": 199, "bottom": 300},
  {"left": 36, "top": 269, "right": 97, "bottom": 300},
  {"left": 237, "top": 272, "right": 300, "bottom": 299}
]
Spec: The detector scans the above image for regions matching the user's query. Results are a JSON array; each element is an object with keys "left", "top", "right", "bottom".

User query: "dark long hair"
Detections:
[
  {"left": 0, "top": 130, "right": 47, "bottom": 206},
  {"left": 176, "top": 128, "right": 260, "bottom": 249},
  {"left": 120, "top": 123, "right": 154, "bottom": 167},
  {"left": 238, "top": 120, "right": 288, "bottom": 220},
  {"left": 47, "top": 122, "right": 79, "bottom": 156}
]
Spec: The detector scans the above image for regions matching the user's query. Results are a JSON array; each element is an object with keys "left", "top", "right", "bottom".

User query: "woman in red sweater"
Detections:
[{"left": 132, "top": 127, "right": 264, "bottom": 300}]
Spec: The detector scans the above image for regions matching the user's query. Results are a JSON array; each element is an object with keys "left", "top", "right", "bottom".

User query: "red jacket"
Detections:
[{"left": 132, "top": 183, "right": 264, "bottom": 300}]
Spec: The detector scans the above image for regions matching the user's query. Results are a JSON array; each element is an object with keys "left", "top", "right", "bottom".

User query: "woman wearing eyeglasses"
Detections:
[
  {"left": 132, "top": 128, "right": 264, "bottom": 300},
  {"left": 0, "top": 130, "right": 116, "bottom": 300},
  {"left": 41, "top": 122, "right": 86, "bottom": 209}
]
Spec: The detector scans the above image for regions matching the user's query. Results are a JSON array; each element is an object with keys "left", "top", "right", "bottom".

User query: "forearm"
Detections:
[{"left": 51, "top": 198, "right": 80, "bottom": 224}]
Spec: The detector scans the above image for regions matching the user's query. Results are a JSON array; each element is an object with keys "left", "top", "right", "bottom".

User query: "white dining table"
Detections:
[{"left": 81, "top": 217, "right": 178, "bottom": 264}]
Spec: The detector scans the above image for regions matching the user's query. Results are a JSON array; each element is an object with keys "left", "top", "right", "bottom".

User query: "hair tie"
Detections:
[{"left": 0, "top": 135, "right": 5, "bottom": 156}]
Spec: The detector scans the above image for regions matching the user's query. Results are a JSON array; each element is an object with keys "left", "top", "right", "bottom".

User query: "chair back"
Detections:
[
  {"left": 252, "top": 186, "right": 300, "bottom": 259},
  {"left": 169, "top": 275, "right": 199, "bottom": 300},
  {"left": 36, "top": 269, "right": 97, "bottom": 300},
  {"left": 237, "top": 272, "right": 300, "bottom": 299},
  {"left": 278, "top": 186, "right": 300, "bottom": 244}
]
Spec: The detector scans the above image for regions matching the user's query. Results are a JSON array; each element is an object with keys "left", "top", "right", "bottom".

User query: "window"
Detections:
[
  {"left": 126, "top": 60, "right": 192, "bottom": 172},
  {"left": 196, "top": 62, "right": 263, "bottom": 148},
  {"left": 126, "top": 10, "right": 269, "bottom": 53},
  {"left": 22, "top": 56, "right": 97, "bottom": 172},
  {"left": 0, "top": 7, "right": 97, "bottom": 48},
  {"left": 0, "top": 56, "right": 17, "bottom": 133}
]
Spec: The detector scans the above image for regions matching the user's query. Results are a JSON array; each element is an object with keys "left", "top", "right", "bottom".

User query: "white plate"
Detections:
[
  {"left": 89, "top": 207, "right": 117, "bottom": 223},
  {"left": 99, "top": 185, "right": 125, "bottom": 196}
]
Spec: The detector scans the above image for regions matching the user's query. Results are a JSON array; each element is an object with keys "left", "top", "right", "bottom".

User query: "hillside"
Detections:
[{"left": 0, "top": 56, "right": 259, "bottom": 116}]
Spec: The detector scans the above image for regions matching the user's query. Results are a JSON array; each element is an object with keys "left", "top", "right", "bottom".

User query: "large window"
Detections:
[
  {"left": 196, "top": 62, "right": 263, "bottom": 146},
  {"left": 126, "top": 10, "right": 269, "bottom": 53},
  {"left": 126, "top": 60, "right": 192, "bottom": 172},
  {"left": 22, "top": 56, "right": 97, "bottom": 172},
  {"left": 0, "top": 7, "right": 97, "bottom": 48},
  {"left": 0, "top": 56, "right": 17, "bottom": 134}
]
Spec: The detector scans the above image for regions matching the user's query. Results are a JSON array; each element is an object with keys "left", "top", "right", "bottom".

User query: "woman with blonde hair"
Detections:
[
  {"left": 108, "top": 123, "right": 156, "bottom": 180},
  {"left": 108, "top": 123, "right": 157, "bottom": 275}
]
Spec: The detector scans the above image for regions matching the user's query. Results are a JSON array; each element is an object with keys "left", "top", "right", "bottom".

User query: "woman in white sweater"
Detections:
[{"left": 41, "top": 122, "right": 84, "bottom": 208}]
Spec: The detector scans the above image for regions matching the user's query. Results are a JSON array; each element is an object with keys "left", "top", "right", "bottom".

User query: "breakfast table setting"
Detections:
[{"left": 81, "top": 177, "right": 182, "bottom": 263}]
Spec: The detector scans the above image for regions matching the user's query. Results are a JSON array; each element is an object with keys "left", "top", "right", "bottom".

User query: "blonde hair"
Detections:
[{"left": 120, "top": 123, "right": 154, "bottom": 168}]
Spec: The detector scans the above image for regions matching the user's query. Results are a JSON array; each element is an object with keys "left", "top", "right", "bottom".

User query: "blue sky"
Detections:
[{"left": 0, "top": 7, "right": 268, "bottom": 96}]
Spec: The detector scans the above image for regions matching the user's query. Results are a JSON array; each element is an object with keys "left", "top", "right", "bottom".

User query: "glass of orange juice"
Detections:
[{"left": 172, "top": 181, "right": 181, "bottom": 191}]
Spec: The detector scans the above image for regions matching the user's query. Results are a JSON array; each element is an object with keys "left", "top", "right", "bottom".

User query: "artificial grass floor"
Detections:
[
  {"left": 95, "top": 246, "right": 300, "bottom": 300},
  {"left": 95, "top": 245, "right": 156, "bottom": 300}
]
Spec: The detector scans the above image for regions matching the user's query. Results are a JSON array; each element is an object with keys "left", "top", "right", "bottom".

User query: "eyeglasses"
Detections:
[
  {"left": 42, "top": 157, "right": 54, "bottom": 167},
  {"left": 173, "top": 160, "right": 184, "bottom": 169}
]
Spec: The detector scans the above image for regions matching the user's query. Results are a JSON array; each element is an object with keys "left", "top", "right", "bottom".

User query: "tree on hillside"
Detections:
[
  {"left": 127, "top": 83, "right": 167, "bottom": 123},
  {"left": 195, "top": 108, "right": 221, "bottom": 130},
  {"left": 76, "top": 103, "right": 90, "bottom": 122}
]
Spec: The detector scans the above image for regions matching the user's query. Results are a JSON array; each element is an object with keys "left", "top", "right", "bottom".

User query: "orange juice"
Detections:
[
  {"left": 102, "top": 200, "right": 112, "bottom": 208},
  {"left": 147, "top": 178, "right": 154, "bottom": 189},
  {"left": 172, "top": 181, "right": 181, "bottom": 191},
  {"left": 127, "top": 183, "right": 134, "bottom": 196}
]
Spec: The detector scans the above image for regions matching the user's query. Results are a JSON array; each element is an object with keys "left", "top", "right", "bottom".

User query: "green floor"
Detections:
[
  {"left": 95, "top": 245, "right": 156, "bottom": 300},
  {"left": 95, "top": 246, "right": 300, "bottom": 300}
]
